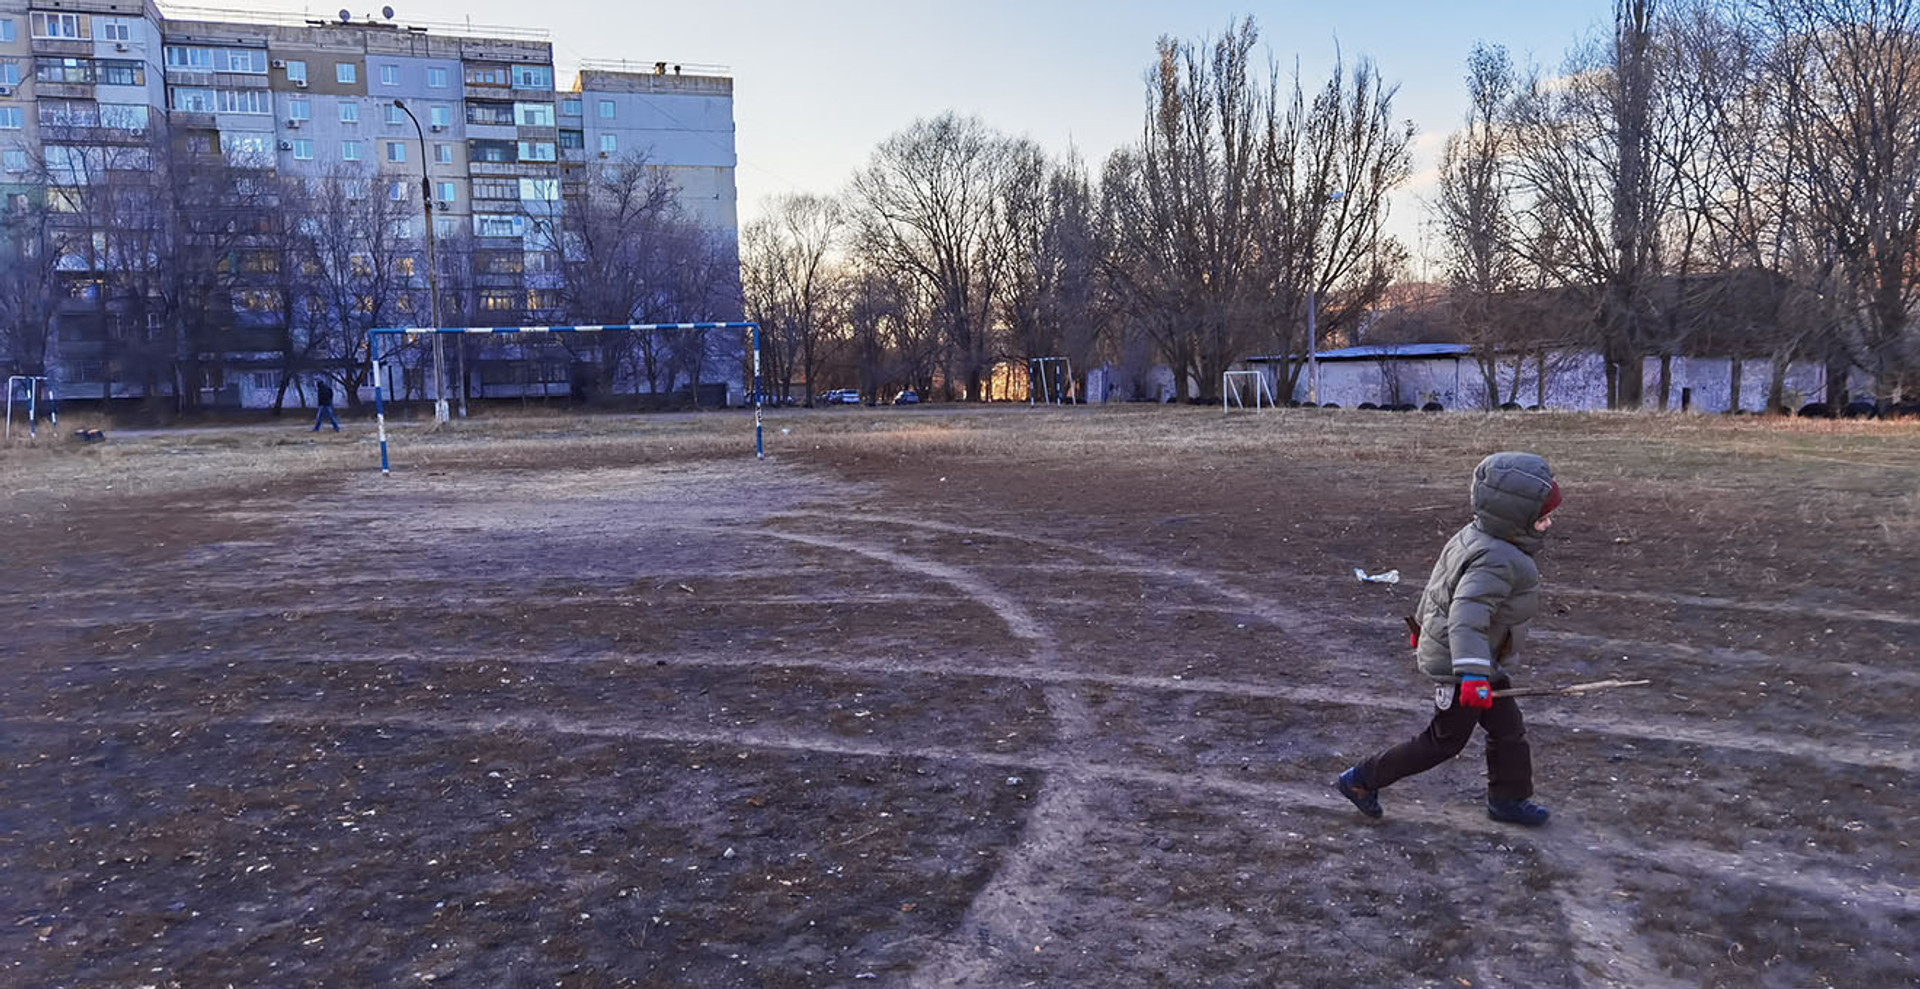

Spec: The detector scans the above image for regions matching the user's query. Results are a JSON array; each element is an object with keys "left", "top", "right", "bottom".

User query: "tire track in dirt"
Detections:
[
  {"left": 746, "top": 528, "right": 1099, "bottom": 987},
  {"left": 763, "top": 510, "right": 1915, "bottom": 989},
  {"left": 18, "top": 709, "right": 1910, "bottom": 918},
  {"left": 51, "top": 650, "right": 1917, "bottom": 772}
]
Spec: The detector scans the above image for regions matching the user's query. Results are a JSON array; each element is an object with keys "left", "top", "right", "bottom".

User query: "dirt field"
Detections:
[{"left": 3, "top": 406, "right": 1916, "bottom": 988}]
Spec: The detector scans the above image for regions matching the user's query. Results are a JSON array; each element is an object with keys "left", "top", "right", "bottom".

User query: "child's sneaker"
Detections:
[
  {"left": 1335, "top": 767, "right": 1382, "bottom": 819},
  {"left": 1487, "top": 797, "right": 1550, "bottom": 827}
]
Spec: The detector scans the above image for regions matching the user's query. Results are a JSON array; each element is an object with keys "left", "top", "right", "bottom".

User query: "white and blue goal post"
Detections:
[
  {"left": 5, "top": 375, "right": 56, "bottom": 441},
  {"left": 367, "top": 322, "right": 764, "bottom": 475}
]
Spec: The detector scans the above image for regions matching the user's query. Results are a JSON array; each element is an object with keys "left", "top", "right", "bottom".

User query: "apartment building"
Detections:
[{"left": 0, "top": 2, "right": 738, "bottom": 408}]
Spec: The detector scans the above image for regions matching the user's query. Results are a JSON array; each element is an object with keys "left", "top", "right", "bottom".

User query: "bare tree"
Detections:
[
  {"left": 1766, "top": 0, "right": 1920, "bottom": 402},
  {"left": 1435, "top": 43, "right": 1526, "bottom": 408},
  {"left": 850, "top": 112, "right": 1024, "bottom": 401},
  {"left": 741, "top": 192, "right": 845, "bottom": 405}
]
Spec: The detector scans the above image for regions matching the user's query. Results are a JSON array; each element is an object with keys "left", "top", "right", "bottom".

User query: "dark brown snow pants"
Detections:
[{"left": 1354, "top": 681, "right": 1534, "bottom": 802}]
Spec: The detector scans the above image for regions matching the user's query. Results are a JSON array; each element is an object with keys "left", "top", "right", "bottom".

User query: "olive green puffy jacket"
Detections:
[{"left": 1414, "top": 452, "right": 1554, "bottom": 683}]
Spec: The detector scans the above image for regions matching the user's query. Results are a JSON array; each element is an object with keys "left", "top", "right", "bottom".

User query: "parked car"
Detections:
[
  {"left": 893, "top": 389, "right": 920, "bottom": 405},
  {"left": 821, "top": 389, "right": 861, "bottom": 405}
]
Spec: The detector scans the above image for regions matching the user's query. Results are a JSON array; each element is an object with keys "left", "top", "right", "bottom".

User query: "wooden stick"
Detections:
[{"left": 1492, "top": 679, "right": 1652, "bottom": 699}]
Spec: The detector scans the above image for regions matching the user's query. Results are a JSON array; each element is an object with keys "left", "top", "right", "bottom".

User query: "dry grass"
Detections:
[{"left": 3, "top": 404, "right": 1916, "bottom": 512}]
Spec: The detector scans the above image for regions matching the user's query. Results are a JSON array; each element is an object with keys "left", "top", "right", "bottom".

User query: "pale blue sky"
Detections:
[{"left": 326, "top": 1, "right": 1612, "bottom": 255}]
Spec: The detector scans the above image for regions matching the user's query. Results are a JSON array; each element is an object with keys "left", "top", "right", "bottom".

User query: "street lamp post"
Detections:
[{"left": 393, "top": 99, "right": 449, "bottom": 423}]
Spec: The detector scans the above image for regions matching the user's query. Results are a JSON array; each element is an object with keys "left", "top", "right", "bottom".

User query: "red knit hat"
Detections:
[{"left": 1538, "top": 480, "right": 1563, "bottom": 520}]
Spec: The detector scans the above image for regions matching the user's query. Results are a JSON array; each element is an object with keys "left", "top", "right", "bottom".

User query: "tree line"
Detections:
[{"left": 750, "top": 1, "right": 1920, "bottom": 408}]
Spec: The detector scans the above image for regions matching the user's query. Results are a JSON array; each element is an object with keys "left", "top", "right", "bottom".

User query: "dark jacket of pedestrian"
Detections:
[{"left": 316, "top": 380, "right": 335, "bottom": 408}]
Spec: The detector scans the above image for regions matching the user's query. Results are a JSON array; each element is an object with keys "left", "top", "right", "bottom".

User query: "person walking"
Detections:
[
  {"left": 312, "top": 376, "right": 341, "bottom": 432},
  {"left": 1336, "top": 451, "right": 1562, "bottom": 827}
]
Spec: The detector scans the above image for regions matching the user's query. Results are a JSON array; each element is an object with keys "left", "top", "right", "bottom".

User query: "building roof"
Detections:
[{"left": 1249, "top": 343, "right": 1474, "bottom": 363}]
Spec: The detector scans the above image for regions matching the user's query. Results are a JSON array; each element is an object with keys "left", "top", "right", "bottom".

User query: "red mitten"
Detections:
[{"left": 1459, "top": 676, "right": 1492, "bottom": 709}]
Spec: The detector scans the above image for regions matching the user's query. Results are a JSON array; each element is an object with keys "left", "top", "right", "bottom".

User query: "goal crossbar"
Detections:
[{"left": 367, "top": 322, "right": 763, "bottom": 474}]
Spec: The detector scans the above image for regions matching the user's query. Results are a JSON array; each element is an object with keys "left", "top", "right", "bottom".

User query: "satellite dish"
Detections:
[
  {"left": 338, "top": 8, "right": 352, "bottom": 23},
  {"left": 382, "top": 6, "right": 395, "bottom": 19}
]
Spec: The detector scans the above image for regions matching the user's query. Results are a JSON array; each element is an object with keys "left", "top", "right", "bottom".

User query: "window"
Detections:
[
  {"left": 557, "top": 129, "right": 583, "bottom": 150},
  {"left": 98, "top": 59, "right": 144, "bottom": 86},
  {"left": 474, "top": 214, "right": 525, "bottom": 238},
  {"left": 385, "top": 103, "right": 404, "bottom": 125},
  {"left": 520, "top": 178, "right": 559, "bottom": 201},
  {"left": 434, "top": 143, "right": 453, "bottom": 164},
  {"left": 37, "top": 58, "right": 95, "bottom": 84},
  {"left": 171, "top": 88, "right": 215, "bottom": 112},
  {"left": 560, "top": 98, "right": 581, "bottom": 116},
  {"left": 293, "top": 138, "right": 313, "bottom": 160},
  {"left": 386, "top": 141, "right": 405, "bottom": 163},
  {"left": 0, "top": 108, "right": 19, "bottom": 130},
  {"left": 215, "top": 89, "right": 271, "bottom": 114},
  {"left": 511, "top": 65, "right": 552, "bottom": 89},
  {"left": 435, "top": 180, "right": 456, "bottom": 203},
  {"left": 483, "top": 253, "right": 523, "bottom": 275},
  {"left": 342, "top": 180, "right": 368, "bottom": 200},
  {"left": 465, "top": 65, "right": 507, "bottom": 87},
  {"left": 467, "top": 138, "right": 513, "bottom": 163},
  {"left": 517, "top": 141, "right": 554, "bottom": 162},
  {"left": 99, "top": 19, "right": 132, "bottom": 42},
  {"left": 340, "top": 102, "right": 359, "bottom": 123},
  {"left": 0, "top": 63, "right": 18, "bottom": 87},
  {"left": 289, "top": 97, "right": 310, "bottom": 121},
  {"left": 466, "top": 102, "right": 513, "bottom": 126},
  {"left": 163, "top": 46, "right": 203, "bottom": 69},
  {"left": 429, "top": 105, "right": 450, "bottom": 127},
  {"left": 0, "top": 19, "right": 13, "bottom": 43},
  {"left": 435, "top": 216, "right": 457, "bottom": 238},
  {"left": 395, "top": 256, "right": 416, "bottom": 277},
  {"left": 98, "top": 104, "right": 149, "bottom": 129},
  {"left": 341, "top": 139, "right": 361, "bottom": 161},
  {"left": 223, "top": 49, "right": 267, "bottom": 74},
  {"left": 224, "top": 133, "right": 272, "bottom": 161},
  {"left": 515, "top": 102, "right": 554, "bottom": 127},
  {"left": 31, "top": 12, "right": 87, "bottom": 40},
  {"left": 598, "top": 99, "right": 614, "bottom": 119},
  {"left": 472, "top": 178, "right": 516, "bottom": 199},
  {"left": 3, "top": 149, "right": 26, "bottom": 172},
  {"left": 427, "top": 66, "right": 448, "bottom": 88},
  {"left": 479, "top": 290, "right": 516, "bottom": 311},
  {"left": 336, "top": 63, "right": 356, "bottom": 84},
  {"left": 599, "top": 134, "right": 616, "bottom": 154},
  {"left": 388, "top": 179, "right": 407, "bottom": 201},
  {"left": 380, "top": 64, "right": 398, "bottom": 86},
  {"left": 185, "top": 134, "right": 212, "bottom": 154},
  {"left": 40, "top": 100, "right": 97, "bottom": 126},
  {"left": 285, "top": 60, "right": 307, "bottom": 83},
  {"left": 524, "top": 252, "right": 556, "bottom": 274}
]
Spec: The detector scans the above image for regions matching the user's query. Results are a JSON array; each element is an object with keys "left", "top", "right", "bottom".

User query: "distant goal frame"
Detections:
[
  {"left": 367, "top": 322, "right": 763, "bottom": 475},
  {"left": 1223, "top": 369, "right": 1276, "bottom": 412}
]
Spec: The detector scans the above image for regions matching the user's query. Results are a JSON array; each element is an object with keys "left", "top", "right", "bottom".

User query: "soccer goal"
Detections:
[
  {"left": 1029, "top": 356, "right": 1073, "bottom": 406},
  {"left": 4, "top": 375, "right": 55, "bottom": 441},
  {"left": 1223, "top": 369, "right": 1276, "bottom": 412},
  {"left": 367, "top": 322, "right": 763, "bottom": 475}
]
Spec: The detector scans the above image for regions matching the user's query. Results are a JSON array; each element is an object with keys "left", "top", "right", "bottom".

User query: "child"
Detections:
[{"left": 1336, "top": 451, "right": 1562, "bottom": 826}]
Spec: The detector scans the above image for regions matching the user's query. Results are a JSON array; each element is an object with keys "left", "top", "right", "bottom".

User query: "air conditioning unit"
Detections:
[
  {"left": 271, "top": 59, "right": 286, "bottom": 68},
  {"left": 294, "top": 79, "right": 308, "bottom": 88},
  {"left": 130, "top": 128, "right": 146, "bottom": 137},
  {"left": 115, "top": 42, "right": 129, "bottom": 52},
  {"left": 0, "top": 86, "right": 12, "bottom": 97},
  {"left": 429, "top": 124, "right": 445, "bottom": 132},
  {"left": 278, "top": 140, "right": 293, "bottom": 151},
  {"left": 286, "top": 118, "right": 301, "bottom": 129},
  {"left": 598, "top": 151, "right": 608, "bottom": 159}
]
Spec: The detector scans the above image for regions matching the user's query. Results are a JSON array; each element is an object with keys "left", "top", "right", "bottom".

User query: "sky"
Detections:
[{"left": 269, "top": 0, "right": 1614, "bottom": 262}]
